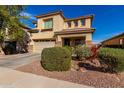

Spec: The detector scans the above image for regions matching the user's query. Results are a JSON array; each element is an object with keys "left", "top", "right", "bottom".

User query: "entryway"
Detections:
[{"left": 63, "top": 37, "right": 85, "bottom": 47}]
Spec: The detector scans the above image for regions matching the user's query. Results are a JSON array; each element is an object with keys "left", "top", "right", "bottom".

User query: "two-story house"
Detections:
[{"left": 29, "top": 11, "right": 95, "bottom": 53}]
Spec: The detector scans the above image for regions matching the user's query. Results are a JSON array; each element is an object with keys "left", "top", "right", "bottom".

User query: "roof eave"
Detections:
[
  {"left": 54, "top": 28, "right": 95, "bottom": 35},
  {"left": 35, "top": 11, "right": 65, "bottom": 20},
  {"left": 64, "top": 14, "right": 94, "bottom": 22},
  {"left": 101, "top": 32, "right": 124, "bottom": 43}
]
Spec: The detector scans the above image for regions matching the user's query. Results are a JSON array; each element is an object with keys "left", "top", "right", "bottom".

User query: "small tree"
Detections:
[{"left": 0, "top": 5, "right": 30, "bottom": 54}]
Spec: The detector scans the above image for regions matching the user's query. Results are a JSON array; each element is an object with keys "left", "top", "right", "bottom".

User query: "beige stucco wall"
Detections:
[
  {"left": 85, "top": 33, "right": 92, "bottom": 41},
  {"left": 32, "top": 14, "right": 64, "bottom": 40},
  {"left": 55, "top": 33, "right": 92, "bottom": 47},
  {"left": 37, "top": 15, "right": 64, "bottom": 31},
  {"left": 29, "top": 13, "right": 95, "bottom": 53},
  {"left": 31, "top": 31, "right": 55, "bottom": 40},
  {"left": 56, "top": 33, "right": 92, "bottom": 42},
  {"left": 64, "top": 18, "right": 91, "bottom": 29},
  {"left": 32, "top": 14, "right": 92, "bottom": 40},
  {"left": 31, "top": 14, "right": 93, "bottom": 48}
]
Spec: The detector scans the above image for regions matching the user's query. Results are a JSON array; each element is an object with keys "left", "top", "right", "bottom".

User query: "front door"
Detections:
[
  {"left": 63, "top": 38, "right": 85, "bottom": 47},
  {"left": 74, "top": 39, "right": 84, "bottom": 46},
  {"left": 64, "top": 38, "right": 70, "bottom": 46}
]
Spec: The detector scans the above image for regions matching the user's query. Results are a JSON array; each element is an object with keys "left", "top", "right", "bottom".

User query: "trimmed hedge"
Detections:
[
  {"left": 74, "top": 45, "right": 92, "bottom": 60},
  {"left": 63, "top": 46, "right": 73, "bottom": 54},
  {"left": 41, "top": 47, "right": 71, "bottom": 71},
  {"left": 98, "top": 48, "right": 124, "bottom": 73}
]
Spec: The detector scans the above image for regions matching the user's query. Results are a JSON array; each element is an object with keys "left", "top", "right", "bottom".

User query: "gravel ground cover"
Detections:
[{"left": 15, "top": 61, "right": 124, "bottom": 88}]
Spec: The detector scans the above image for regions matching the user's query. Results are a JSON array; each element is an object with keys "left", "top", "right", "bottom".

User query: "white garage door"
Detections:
[{"left": 34, "top": 41, "right": 55, "bottom": 53}]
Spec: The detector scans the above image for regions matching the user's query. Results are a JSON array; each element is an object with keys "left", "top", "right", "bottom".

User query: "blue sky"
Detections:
[{"left": 21, "top": 5, "right": 124, "bottom": 43}]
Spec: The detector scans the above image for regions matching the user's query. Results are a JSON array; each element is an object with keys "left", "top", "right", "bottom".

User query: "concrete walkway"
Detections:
[
  {"left": 0, "top": 53, "right": 40, "bottom": 69},
  {"left": 0, "top": 67, "right": 90, "bottom": 88}
]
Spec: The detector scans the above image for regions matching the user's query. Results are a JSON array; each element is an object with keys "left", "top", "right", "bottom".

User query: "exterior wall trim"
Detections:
[
  {"left": 54, "top": 28, "right": 95, "bottom": 35},
  {"left": 64, "top": 15, "right": 94, "bottom": 22}
]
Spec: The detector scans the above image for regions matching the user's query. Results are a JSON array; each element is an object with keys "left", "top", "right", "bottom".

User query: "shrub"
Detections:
[
  {"left": 98, "top": 48, "right": 124, "bottom": 73},
  {"left": 41, "top": 47, "right": 71, "bottom": 71},
  {"left": 74, "top": 45, "right": 92, "bottom": 60},
  {"left": 63, "top": 46, "right": 73, "bottom": 54}
]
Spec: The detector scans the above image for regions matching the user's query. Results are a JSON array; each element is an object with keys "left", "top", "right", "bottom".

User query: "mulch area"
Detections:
[{"left": 15, "top": 60, "right": 124, "bottom": 88}]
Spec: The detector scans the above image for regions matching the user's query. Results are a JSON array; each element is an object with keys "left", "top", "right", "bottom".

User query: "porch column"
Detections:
[
  {"left": 85, "top": 33, "right": 93, "bottom": 47},
  {"left": 55, "top": 35, "right": 62, "bottom": 47},
  {"left": 64, "top": 22, "right": 68, "bottom": 29},
  {"left": 78, "top": 20, "right": 82, "bottom": 27},
  {"left": 71, "top": 21, "right": 75, "bottom": 28}
]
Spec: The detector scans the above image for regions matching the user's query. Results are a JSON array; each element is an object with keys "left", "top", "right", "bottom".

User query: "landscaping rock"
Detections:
[
  {"left": 91, "top": 59, "right": 101, "bottom": 67},
  {"left": 79, "top": 68, "right": 87, "bottom": 72},
  {"left": 16, "top": 61, "right": 124, "bottom": 88}
]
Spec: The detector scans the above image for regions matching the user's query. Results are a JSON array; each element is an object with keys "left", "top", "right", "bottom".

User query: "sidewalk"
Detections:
[{"left": 0, "top": 67, "right": 90, "bottom": 88}]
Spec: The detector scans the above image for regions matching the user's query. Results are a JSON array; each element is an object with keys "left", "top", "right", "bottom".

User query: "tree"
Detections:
[{"left": 0, "top": 5, "right": 29, "bottom": 54}]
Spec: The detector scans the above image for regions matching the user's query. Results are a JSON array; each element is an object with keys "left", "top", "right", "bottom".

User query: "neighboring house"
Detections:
[
  {"left": 29, "top": 11, "right": 95, "bottom": 53},
  {"left": 17, "top": 24, "right": 33, "bottom": 53},
  {"left": 0, "top": 25, "right": 32, "bottom": 55},
  {"left": 101, "top": 32, "right": 124, "bottom": 49}
]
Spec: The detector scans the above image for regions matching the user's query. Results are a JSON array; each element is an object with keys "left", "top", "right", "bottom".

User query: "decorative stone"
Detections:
[
  {"left": 91, "top": 59, "right": 101, "bottom": 67},
  {"left": 79, "top": 68, "right": 87, "bottom": 72}
]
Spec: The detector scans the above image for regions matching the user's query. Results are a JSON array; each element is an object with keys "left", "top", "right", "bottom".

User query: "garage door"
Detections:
[{"left": 34, "top": 41, "right": 55, "bottom": 53}]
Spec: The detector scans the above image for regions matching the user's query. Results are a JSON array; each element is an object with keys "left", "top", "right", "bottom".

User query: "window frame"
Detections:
[
  {"left": 74, "top": 21, "right": 78, "bottom": 27},
  {"left": 67, "top": 21, "right": 71, "bottom": 28},
  {"left": 43, "top": 18, "right": 53, "bottom": 29},
  {"left": 81, "top": 19, "right": 86, "bottom": 26}
]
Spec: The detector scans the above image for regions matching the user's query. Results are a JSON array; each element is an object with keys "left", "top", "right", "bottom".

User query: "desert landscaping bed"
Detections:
[{"left": 15, "top": 60, "right": 124, "bottom": 88}]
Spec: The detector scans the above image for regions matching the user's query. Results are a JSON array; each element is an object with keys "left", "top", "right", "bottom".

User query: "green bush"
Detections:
[
  {"left": 41, "top": 47, "right": 71, "bottom": 71},
  {"left": 98, "top": 48, "right": 124, "bottom": 73},
  {"left": 74, "top": 45, "right": 92, "bottom": 60},
  {"left": 63, "top": 46, "right": 73, "bottom": 54}
]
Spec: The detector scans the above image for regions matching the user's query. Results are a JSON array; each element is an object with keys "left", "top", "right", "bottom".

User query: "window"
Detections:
[
  {"left": 120, "top": 39, "right": 123, "bottom": 45},
  {"left": 81, "top": 19, "right": 85, "bottom": 26},
  {"left": 75, "top": 39, "right": 83, "bottom": 45},
  {"left": 74, "top": 21, "right": 78, "bottom": 27},
  {"left": 67, "top": 22, "right": 71, "bottom": 28},
  {"left": 44, "top": 19, "right": 53, "bottom": 29}
]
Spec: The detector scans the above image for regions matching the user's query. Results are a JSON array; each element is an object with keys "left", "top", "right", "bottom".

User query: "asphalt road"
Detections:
[{"left": 0, "top": 53, "right": 41, "bottom": 69}]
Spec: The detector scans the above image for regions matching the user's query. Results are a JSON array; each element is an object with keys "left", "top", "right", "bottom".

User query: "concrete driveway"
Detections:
[
  {"left": 0, "top": 53, "right": 91, "bottom": 88},
  {"left": 0, "top": 53, "right": 41, "bottom": 69}
]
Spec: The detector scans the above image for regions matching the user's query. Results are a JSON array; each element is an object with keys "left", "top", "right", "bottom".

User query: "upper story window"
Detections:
[
  {"left": 74, "top": 21, "right": 78, "bottom": 27},
  {"left": 81, "top": 19, "right": 86, "bottom": 26},
  {"left": 67, "top": 21, "right": 71, "bottom": 28},
  {"left": 44, "top": 19, "right": 53, "bottom": 29}
]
